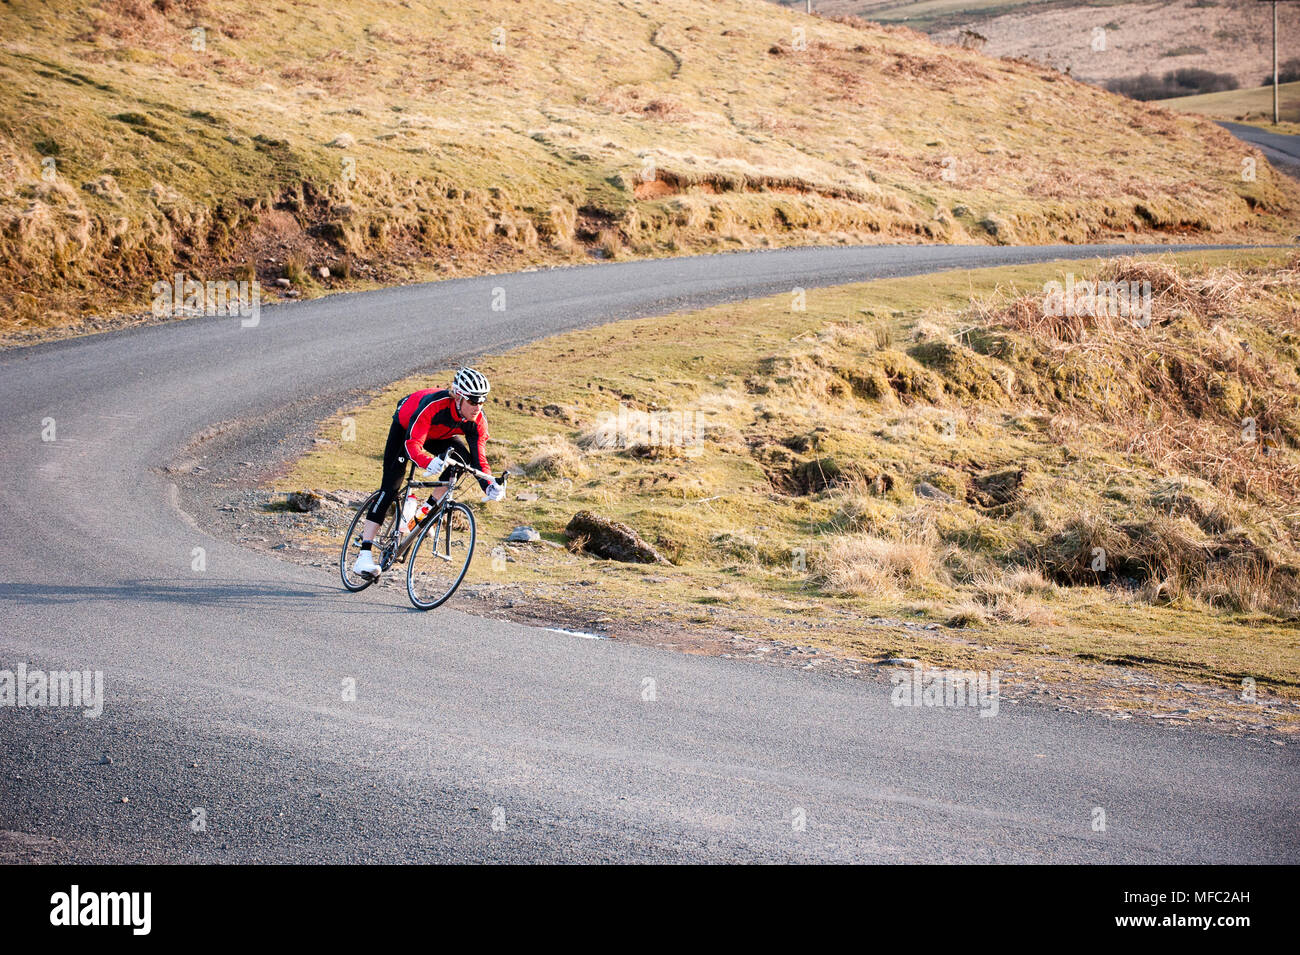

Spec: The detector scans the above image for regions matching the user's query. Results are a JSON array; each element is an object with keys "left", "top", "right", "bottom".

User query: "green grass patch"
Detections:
[{"left": 1161, "top": 80, "right": 1300, "bottom": 123}]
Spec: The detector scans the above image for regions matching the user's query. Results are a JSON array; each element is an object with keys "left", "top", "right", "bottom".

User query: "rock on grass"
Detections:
[
  {"left": 286, "top": 490, "right": 321, "bottom": 512},
  {"left": 565, "top": 510, "right": 670, "bottom": 564}
]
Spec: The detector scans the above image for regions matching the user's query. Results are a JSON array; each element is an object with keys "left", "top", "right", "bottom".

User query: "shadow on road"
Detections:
[{"left": 0, "top": 578, "right": 372, "bottom": 609}]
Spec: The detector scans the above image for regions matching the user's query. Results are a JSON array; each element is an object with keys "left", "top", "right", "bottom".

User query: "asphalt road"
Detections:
[
  {"left": 1, "top": 243, "right": 1296, "bottom": 863},
  {"left": 1220, "top": 121, "right": 1300, "bottom": 179}
]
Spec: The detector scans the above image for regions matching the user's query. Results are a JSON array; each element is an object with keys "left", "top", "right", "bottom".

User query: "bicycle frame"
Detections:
[{"left": 378, "top": 452, "right": 496, "bottom": 568}]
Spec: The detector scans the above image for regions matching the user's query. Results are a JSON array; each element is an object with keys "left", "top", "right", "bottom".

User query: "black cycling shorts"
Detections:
[{"left": 366, "top": 415, "right": 469, "bottom": 523}]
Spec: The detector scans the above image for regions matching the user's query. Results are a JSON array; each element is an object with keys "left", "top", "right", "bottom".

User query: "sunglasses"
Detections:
[{"left": 462, "top": 395, "right": 485, "bottom": 406}]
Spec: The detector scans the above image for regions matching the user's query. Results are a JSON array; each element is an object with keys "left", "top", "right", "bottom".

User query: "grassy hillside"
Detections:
[
  {"left": 276, "top": 249, "right": 1300, "bottom": 728},
  {"left": 1, "top": 0, "right": 1295, "bottom": 344},
  {"left": 1163, "top": 81, "right": 1300, "bottom": 125}
]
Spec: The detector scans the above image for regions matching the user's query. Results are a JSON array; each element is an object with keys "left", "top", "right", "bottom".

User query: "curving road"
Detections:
[
  {"left": 1, "top": 243, "right": 1296, "bottom": 863},
  {"left": 1220, "top": 121, "right": 1300, "bottom": 179}
]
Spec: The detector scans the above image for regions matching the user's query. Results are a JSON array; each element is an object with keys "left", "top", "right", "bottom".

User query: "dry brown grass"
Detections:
[
  {"left": 937, "top": 567, "right": 1061, "bottom": 629},
  {"left": 815, "top": 527, "right": 950, "bottom": 598},
  {"left": 522, "top": 434, "right": 588, "bottom": 479},
  {"left": 969, "top": 254, "right": 1300, "bottom": 507},
  {"left": 1192, "top": 557, "right": 1294, "bottom": 614}
]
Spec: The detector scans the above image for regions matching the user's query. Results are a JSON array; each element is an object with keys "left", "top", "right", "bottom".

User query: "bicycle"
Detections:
[{"left": 339, "top": 451, "right": 506, "bottom": 610}]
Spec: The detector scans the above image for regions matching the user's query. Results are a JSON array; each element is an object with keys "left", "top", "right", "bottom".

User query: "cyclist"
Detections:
[{"left": 353, "top": 367, "right": 504, "bottom": 578}]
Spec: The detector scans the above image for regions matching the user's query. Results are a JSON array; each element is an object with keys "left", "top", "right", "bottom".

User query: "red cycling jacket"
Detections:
[{"left": 396, "top": 388, "right": 491, "bottom": 476}]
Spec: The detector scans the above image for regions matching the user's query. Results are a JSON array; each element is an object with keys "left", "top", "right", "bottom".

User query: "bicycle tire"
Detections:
[
  {"left": 340, "top": 490, "right": 385, "bottom": 592},
  {"left": 406, "top": 501, "right": 476, "bottom": 610}
]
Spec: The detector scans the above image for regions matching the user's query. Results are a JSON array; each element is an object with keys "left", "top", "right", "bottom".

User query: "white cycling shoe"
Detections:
[{"left": 353, "top": 548, "right": 379, "bottom": 578}]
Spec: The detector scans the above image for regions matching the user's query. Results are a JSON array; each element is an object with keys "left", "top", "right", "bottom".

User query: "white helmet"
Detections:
[{"left": 452, "top": 367, "right": 490, "bottom": 401}]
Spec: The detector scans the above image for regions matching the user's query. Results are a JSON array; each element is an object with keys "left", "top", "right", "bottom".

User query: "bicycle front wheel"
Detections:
[{"left": 406, "top": 501, "right": 476, "bottom": 610}]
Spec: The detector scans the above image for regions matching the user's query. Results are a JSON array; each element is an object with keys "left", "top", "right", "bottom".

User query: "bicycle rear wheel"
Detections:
[
  {"left": 406, "top": 501, "right": 476, "bottom": 610},
  {"left": 340, "top": 491, "right": 386, "bottom": 592}
]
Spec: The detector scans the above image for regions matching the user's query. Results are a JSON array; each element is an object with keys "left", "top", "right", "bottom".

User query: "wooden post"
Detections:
[{"left": 1257, "top": 0, "right": 1295, "bottom": 125}]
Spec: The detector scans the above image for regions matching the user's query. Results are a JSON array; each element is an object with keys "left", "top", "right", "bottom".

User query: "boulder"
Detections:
[
  {"left": 915, "top": 481, "right": 954, "bottom": 502},
  {"left": 565, "top": 511, "right": 670, "bottom": 564},
  {"left": 286, "top": 490, "right": 321, "bottom": 512}
]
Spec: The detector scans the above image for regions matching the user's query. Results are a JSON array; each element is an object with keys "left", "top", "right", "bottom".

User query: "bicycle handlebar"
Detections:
[{"left": 426, "top": 452, "right": 507, "bottom": 487}]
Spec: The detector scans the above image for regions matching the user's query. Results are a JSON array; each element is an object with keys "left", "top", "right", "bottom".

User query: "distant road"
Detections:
[
  {"left": 1220, "top": 121, "right": 1300, "bottom": 179},
  {"left": 1, "top": 242, "right": 1296, "bottom": 862}
]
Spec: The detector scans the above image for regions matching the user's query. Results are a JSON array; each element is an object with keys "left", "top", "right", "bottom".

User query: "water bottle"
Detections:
[
  {"left": 402, "top": 494, "right": 431, "bottom": 533},
  {"left": 401, "top": 494, "right": 419, "bottom": 533}
]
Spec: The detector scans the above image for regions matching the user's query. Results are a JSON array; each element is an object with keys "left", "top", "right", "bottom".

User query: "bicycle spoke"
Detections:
[
  {"left": 407, "top": 502, "right": 476, "bottom": 610},
  {"left": 339, "top": 492, "right": 385, "bottom": 592}
]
